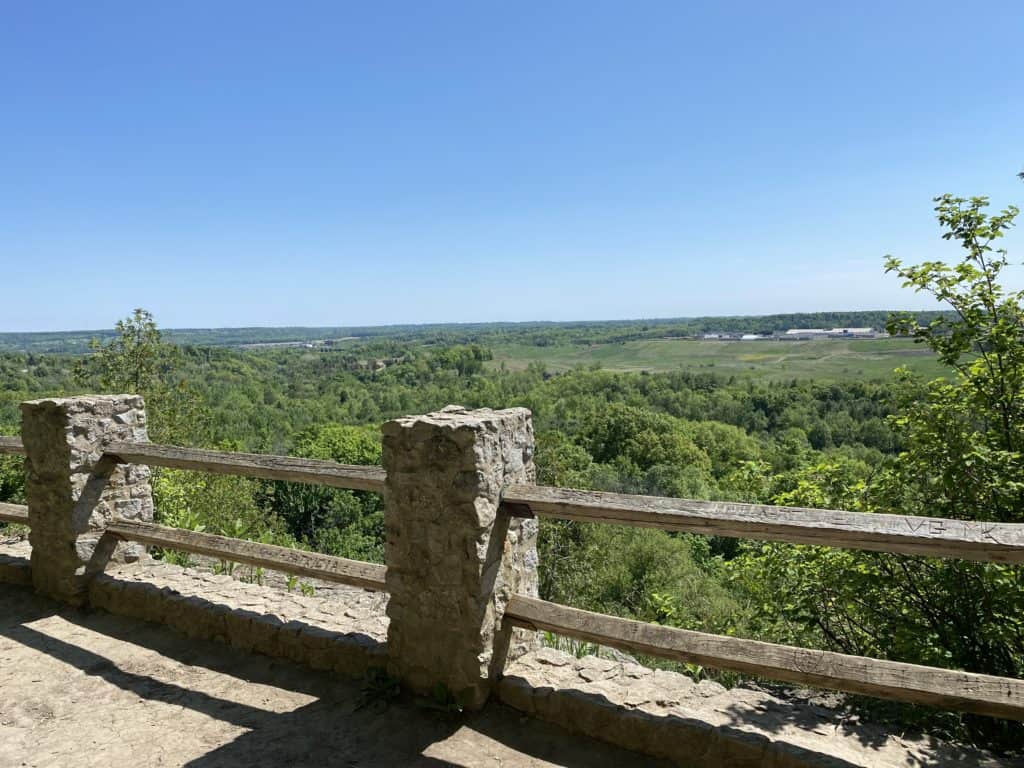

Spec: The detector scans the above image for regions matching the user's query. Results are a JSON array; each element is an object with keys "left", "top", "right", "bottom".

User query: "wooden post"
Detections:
[
  {"left": 21, "top": 396, "right": 153, "bottom": 605},
  {"left": 382, "top": 405, "right": 540, "bottom": 709}
]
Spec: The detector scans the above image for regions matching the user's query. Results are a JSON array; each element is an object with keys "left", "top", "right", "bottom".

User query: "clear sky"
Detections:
[{"left": 2, "top": 1, "right": 1022, "bottom": 331}]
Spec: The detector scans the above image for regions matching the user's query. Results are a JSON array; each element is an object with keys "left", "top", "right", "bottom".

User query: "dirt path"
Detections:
[{"left": 0, "top": 584, "right": 668, "bottom": 768}]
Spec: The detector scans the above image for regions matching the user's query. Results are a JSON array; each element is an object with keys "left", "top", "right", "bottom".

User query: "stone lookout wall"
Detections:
[
  {"left": 0, "top": 396, "right": 1014, "bottom": 767},
  {"left": 0, "top": 537, "right": 1008, "bottom": 768}
]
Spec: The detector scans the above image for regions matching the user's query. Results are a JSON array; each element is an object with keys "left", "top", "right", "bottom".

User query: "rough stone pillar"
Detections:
[
  {"left": 22, "top": 395, "right": 154, "bottom": 605},
  {"left": 382, "top": 405, "right": 540, "bottom": 709}
]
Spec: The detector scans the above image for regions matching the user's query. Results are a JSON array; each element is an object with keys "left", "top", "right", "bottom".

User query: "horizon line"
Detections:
[{"left": 0, "top": 308, "right": 947, "bottom": 337}]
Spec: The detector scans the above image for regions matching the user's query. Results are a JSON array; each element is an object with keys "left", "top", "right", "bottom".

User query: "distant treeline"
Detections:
[{"left": 0, "top": 310, "right": 951, "bottom": 354}]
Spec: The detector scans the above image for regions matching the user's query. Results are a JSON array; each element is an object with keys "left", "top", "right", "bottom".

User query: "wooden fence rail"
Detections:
[
  {"left": 0, "top": 502, "right": 29, "bottom": 526},
  {"left": 92, "top": 441, "right": 1024, "bottom": 563},
  {"left": 502, "top": 484, "right": 1024, "bottom": 563},
  {"left": 504, "top": 595, "right": 1024, "bottom": 721},
  {"left": 0, "top": 436, "right": 25, "bottom": 456},
  {"left": 106, "top": 519, "right": 387, "bottom": 591},
  {"left": 104, "top": 442, "right": 386, "bottom": 493}
]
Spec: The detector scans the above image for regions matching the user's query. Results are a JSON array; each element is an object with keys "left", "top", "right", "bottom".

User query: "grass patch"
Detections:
[{"left": 489, "top": 338, "right": 947, "bottom": 382}]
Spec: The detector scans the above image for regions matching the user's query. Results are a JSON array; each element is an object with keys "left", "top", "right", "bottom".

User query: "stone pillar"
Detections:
[
  {"left": 382, "top": 405, "right": 540, "bottom": 709},
  {"left": 22, "top": 395, "right": 154, "bottom": 605}
]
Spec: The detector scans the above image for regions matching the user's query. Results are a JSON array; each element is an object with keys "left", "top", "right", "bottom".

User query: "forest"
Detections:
[
  {"left": 0, "top": 309, "right": 952, "bottom": 354},
  {"left": 1, "top": 193, "right": 1022, "bottom": 754}
]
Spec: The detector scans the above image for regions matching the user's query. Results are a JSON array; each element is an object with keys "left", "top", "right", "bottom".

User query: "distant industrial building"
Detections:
[
  {"left": 698, "top": 327, "right": 886, "bottom": 342},
  {"left": 783, "top": 327, "right": 879, "bottom": 339},
  {"left": 828, "top": 327, "right": 876, "bottom": 337}
]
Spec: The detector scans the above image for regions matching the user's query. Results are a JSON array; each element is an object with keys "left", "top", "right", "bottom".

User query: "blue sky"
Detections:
[{"left": 2, "top": 1, "right": 1022, "bottom": 331}]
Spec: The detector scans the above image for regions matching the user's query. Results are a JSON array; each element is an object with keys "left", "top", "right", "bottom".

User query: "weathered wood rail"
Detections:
[
  {"left": 106, "top": 519, "right": 387, "bottom": 591},
  {"left": 7, "top": 434, "right": 1022, "bottom": 563},
  {"left": 104, "top": 442, "right": 386, "bottom": 493},
  {"left": 502, "top": 485, "right": 1024, "bottom": 563},
  {"left": 0, "top": 436, "right": 25, "bottom": 455},
  {"left": 0, "top": 502, "right": 29, "bottom": 526},
  {"left": 94, "top": 441, "right": 1024, "bottom": 564},
  {"left": 505, "top": 596, "right": 1024, "bottom": 721}
]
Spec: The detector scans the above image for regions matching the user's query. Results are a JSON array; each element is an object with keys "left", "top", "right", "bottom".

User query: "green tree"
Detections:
[
  {"left": 258, "top": 424, "right": 385, "bottom": 562},
  {"left": 75, "top": 309, "right": 207, "bottom": 444},
  {"left": 885, "top": 194, "right": 1024, "bottom": 523},
  {"left": 72, "top": 311, "right": 276, "bottom": 563},
  {"left": 0, "top": 425, "right": 26, "bottom": 535},
  {"left": 0, "top": 428, "right": 24, "bottom": 506},
  {"left": 733, "top": 192, "right": 1024, "bottom": 750},
  {"left": 79, "top": 308, "right": 164, "bottom": 393}
]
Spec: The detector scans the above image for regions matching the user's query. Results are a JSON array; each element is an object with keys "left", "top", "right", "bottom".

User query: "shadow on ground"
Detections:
[
  {"left": 3, "top": 579, "right": 1015, "bottom": 768},
  {"left": 0, "top": 584, "right": 669, "bottom": 767}
]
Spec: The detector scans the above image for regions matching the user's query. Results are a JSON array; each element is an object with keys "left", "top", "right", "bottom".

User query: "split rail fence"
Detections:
[{"left": 2, "top": 420, "right": 1023, "bottom": 721}]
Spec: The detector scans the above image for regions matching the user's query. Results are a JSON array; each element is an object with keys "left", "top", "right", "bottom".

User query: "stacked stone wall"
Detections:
[
  {"left": 382, "top": 405, "right": 539, "bottom": 708},
  {"left": 22, "top": 396, "right": 152, "bottom": 604}
]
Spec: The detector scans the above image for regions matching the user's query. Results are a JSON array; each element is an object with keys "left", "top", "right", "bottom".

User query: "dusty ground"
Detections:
[{"left": 0, "top": 584, "right": 668, "bottom": 768}]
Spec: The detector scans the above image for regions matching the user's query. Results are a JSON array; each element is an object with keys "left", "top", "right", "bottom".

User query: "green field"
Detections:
[{"left": 489, "top": 338, "right": 947, "bottom": 381}]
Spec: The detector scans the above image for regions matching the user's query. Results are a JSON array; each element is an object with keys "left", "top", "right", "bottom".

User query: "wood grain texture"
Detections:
[
  {"left": 105, "top": 442, "right": 386, "bottom": 493},
  {"left": 107, "top": 519, "right": 387, "bottom": 591},
  {"left": 504, "top": 596, "right": 1024, "bottom": 720},
  {"left": 0, "top": 502, "right": 29, "bottom": 525},
  {"left": 502, "top": 484, "right": 1024, "bottom": 563},
  {"left": 0, "top": 436, "right": 25, "bottom": 455}
]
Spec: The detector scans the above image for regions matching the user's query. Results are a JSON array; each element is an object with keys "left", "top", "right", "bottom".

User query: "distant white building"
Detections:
[
  {"left": 783, "top": 327, "right": 878, "bottom": 340},
  {"left": 784, "top": 328, "right": 829, "bottom": 339},
  {"left": 827, "top": 327, "right": 875, "bottom": 338}
]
